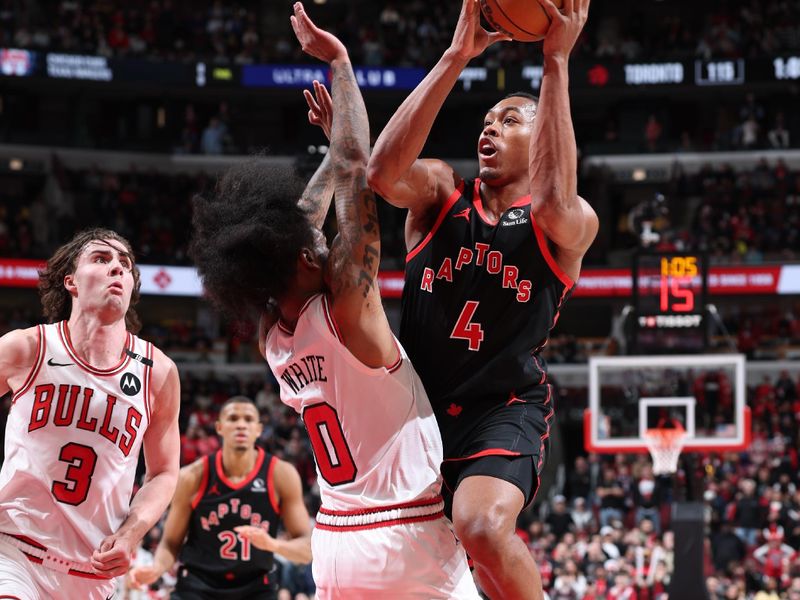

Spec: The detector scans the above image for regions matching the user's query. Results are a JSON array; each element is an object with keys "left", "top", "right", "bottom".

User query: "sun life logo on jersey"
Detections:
[
  {"left": 502, "top": 208, "right": 529, "bottom": 226},
  {"left": 251, "top": 477, "right": 267, "bottom": 493},
  {"left": 119, "top": 372, "right": 141, "bottom": 396}
]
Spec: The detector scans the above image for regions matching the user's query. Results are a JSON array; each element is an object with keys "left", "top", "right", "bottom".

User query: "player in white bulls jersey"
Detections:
[
  {"left": 0, "top": 229, "right": 180, "bottom": 600},
  {"left": 188, "top": 4, "right": 478, "bottom": 598}
]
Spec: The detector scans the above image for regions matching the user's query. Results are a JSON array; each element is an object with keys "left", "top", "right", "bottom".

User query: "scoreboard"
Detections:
[{"left": 631, "top": 252, "right": 709, "bottom": 353}]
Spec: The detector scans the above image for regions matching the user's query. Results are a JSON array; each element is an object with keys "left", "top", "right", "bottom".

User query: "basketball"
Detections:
[{"left": 479, "top": 0, "right": 563, "bottom": 42}]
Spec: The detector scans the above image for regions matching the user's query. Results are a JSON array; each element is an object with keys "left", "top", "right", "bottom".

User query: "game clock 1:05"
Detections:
[{"left": 659, "top": 255, "right": 698, "bottom": 313}]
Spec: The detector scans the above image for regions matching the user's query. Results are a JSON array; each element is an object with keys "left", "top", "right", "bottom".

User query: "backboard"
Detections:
[{"left": 584, "top": 354, "right": 750, "bottom": 454}]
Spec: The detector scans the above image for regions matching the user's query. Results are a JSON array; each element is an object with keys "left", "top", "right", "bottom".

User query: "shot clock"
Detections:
[{"left": 631, "top": 251, "right": 709, "bottom": 353}]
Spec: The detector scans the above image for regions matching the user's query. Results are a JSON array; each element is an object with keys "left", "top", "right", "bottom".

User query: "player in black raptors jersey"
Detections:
[
  {"left": 368, "top": 0, "right": 596, "bottom": 598},
  {"left": 129, "top": 397, "right": 311, "bottom": 599}
]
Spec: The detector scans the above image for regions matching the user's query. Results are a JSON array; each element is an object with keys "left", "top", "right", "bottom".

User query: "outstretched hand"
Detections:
[
  {"left": 449, "top": 0, "right": 510, "bottom": 61},
  {"left": 304, "top": 80, "right": 332, "bottom": 140},
  {"left": 290, "top": 2, "right": 348, "bottom": 64},
  {"left": 539, "top": 0, "right": 590, "bottom": 59}
]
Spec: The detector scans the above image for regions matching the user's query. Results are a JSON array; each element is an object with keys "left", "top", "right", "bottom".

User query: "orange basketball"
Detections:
[{"left": 479, "top": 0, "right": 563, "bottom": 42}]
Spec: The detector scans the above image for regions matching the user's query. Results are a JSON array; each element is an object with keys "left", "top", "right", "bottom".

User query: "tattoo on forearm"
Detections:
[
  {"left": 329, "top": 60, "right": 381, "bottom": 298},
  {"left": 298, "top": 154, "right": 334, "bottom": 229}
]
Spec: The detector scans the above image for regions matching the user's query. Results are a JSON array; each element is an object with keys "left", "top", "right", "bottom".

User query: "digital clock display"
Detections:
[{"left": 631, "top": 252, "right": 708, "bottom": 353}]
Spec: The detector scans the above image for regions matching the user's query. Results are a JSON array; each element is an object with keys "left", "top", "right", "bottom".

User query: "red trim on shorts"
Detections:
[
  {"left": 406, "top": 181, "right": 465, "bottom": 263},
  {"left": 442, "top": 448, "right": 522, "bottom": 462},
  {"left": 529, "top": 216, "right": 574, "bottom": 289},
  {"left": 318, "top": 495, "right": 443, "bottom": 517},
  {"left": 321, "top": 294, "right": 343, "bottom": 342},
  {"left": 267, "top": 455, "right": 281, "bottom": 516},
  {"left": 216, "top": 447, "right": 265, "bottom": 491},
  {"left": 58, "top": 321, "right": 132, "bottom": 376},
  {"left": 191, "top": 455, "right": 210, "bottom": 510},
  {"left": 12, "top": 325, "right": 45, "bottom": 404},
  {"left": 314, "top": 511, "right": 444, "bottom": 532},
  {"left": 0, "top": 595, "right": 25, "bottom": 599},
  {"left": 528, "top": 393, "right": 555, "bottom": 509},
  {"left": 531, "top": 354, "right": 547, "bottom": 385},
  {"left": 8, "top": 534, "right": 46, "bottom": 551},
  {"left": 506, "top": 393, "right": 525, "bottom": 406},
  {"left": 8, "top": 534, "right": 110, "bottom": 580}
]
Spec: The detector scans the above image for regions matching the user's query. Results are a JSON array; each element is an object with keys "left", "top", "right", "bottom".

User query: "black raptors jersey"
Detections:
[
  {"left": 400, "top": 178, "right": 574, "bottom": 458},
  {"left": 179, "top": 448, "right": 281, "bottom": 596}
]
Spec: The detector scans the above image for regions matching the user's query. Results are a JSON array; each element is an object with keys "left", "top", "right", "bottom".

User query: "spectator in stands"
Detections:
[
  {"left": 644, "top": 114, "right": 663, "bottom": 152},
  {"left": 633, "top": 464, "right": 664, "bottom": 533},
  {"left": 597, "top": 467, "right": 628, "bottom": 527},
  {"left": 712, "top": 522, "right": 747, "bottom": 573},
  {"left": 767, "top": 112, "right": 791, "bottom": 149},
  {"left": 200, "top": 116, "right": 228, "bottom": 155},
  {"left": 548, "top": 495, "right": 576, "bottom": 537},
  {"left": 571, "top": 497, "right": 596, "bottom": 533},
  {"left": 731, "top": 479, "right": 765, "bottom": 547}
]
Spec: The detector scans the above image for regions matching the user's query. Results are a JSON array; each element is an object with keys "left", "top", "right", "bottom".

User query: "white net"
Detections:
[{"left": 644, "top": 428, "right": 687, "bottom": 475}]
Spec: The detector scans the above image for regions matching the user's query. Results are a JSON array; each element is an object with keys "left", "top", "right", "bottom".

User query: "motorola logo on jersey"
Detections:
[
  {"left": 120, "top": 373, "right": 141, "bottom": 396},
  {"left": 251, "top": 478, "right": 266, "bottom": 493}
]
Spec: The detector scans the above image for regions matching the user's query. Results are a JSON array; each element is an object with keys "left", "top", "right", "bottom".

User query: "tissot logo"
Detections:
[{"left": 120, "top": 373, "right": 141, "bottom": 396}]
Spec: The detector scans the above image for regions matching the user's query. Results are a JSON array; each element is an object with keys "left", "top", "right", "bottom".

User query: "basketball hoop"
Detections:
[{"left": 644, "top": 426, "right": 686, "bottom": 475}]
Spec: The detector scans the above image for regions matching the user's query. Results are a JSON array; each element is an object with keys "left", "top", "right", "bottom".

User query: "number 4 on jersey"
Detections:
[{"left": 450, "top": 301, "right": 485, "bottom": 351}]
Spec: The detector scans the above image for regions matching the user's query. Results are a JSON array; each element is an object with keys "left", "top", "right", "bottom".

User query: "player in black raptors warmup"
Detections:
[
  {"left": 129, "top": 397, "right": 311, "bottom": 599},
  {"left": 368, "top": 0, "right": 596, "bottom": 598}
]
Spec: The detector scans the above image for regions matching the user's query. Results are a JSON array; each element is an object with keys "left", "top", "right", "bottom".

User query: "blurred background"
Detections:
[{"left": 1, "top": 1, "right": 800, "bottom": 598}]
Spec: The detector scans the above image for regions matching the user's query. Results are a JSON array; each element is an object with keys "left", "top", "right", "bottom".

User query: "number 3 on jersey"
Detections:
[
  {"left": 450, "top": 301, "right": 485, "bottom": 351},
  {"left": 303, "top": 403, "right": 357, "bottom": 486}
]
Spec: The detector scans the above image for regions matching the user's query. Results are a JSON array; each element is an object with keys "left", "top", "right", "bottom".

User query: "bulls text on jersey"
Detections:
[{"left": 27, "top": 383, "right": 142, "bottom": 457}]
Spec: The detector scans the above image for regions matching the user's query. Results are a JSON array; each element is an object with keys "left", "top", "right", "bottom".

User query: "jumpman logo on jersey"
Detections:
[
  {"left": 453, "top": 207, "right": 471, "bottom": 222},
  {"left": 208, "top": 483, "right": 220, "bottom": 496}
]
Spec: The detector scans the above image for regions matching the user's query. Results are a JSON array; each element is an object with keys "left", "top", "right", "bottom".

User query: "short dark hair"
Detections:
[
  {"left": 38, "top": 228, "right": 142, "bottom": 333},
  {"left": 219, "top": 395, "right": 258, "bottom": 415},
  {"left": 503, "top": 91, "right": 539, "bottom": 104},
  {"left": 190, "top": 160, "right": 312, "bottom": 320}
]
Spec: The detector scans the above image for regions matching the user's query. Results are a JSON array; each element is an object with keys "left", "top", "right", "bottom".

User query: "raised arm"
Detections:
[
  {"left": 367, "top": 0, "right": 508, "bottom": 212},
  {"left": 529, "top": 0, "right": 598, "bottom": 280},
  {"left": 297, "top": 80, "right": 335, "bottom": 229},
  {"left": 291, "top": 2, "right": 397, "bottom": 368},
  {"left": 92, "top": 350, "right": 181, "bottom": 577}
]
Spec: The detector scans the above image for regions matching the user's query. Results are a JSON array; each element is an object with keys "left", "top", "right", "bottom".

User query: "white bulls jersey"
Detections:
[
  {"left": 265, "top": 294, "right": 442, "bottom": 511},
  {"left": 0, "top": 321, "right": 153, "bottom": 567}
]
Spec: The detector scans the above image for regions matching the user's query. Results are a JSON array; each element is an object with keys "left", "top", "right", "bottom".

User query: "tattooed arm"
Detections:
[
  {"left": 291, "top": 2, "right": 398, "bottom": 368},
  {"left": 297, "top": 80, "right": 335, "bottom": 229}
]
